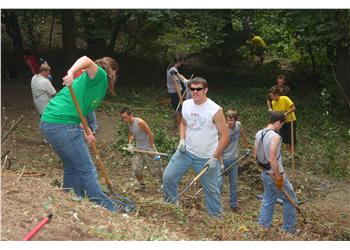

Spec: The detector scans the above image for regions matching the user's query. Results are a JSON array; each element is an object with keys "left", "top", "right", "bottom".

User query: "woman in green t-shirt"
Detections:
[{"left": 40, "top": 56, "right": 118, "bottom": 212}]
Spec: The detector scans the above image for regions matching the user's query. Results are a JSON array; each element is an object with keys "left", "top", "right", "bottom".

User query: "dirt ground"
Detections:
[{"left": 1, "top": 77, "right": 350, "bottom": 241}]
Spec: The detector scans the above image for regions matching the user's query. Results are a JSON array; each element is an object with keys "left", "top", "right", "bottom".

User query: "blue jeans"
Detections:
[
  {"left": 218, "top": 158, "right": 238, "bottom": 208},
  {"left": 40, "top": 122, "right": 116, "bottom": 212},
  {"left": 258, "top": 172, "right": 297, "bottom": 233},
  {"left": 87, "top": 111, "right": 97, "bottom": 133},
  {"left": 162, "top": 149, "right": 222, "bottom": 216}
]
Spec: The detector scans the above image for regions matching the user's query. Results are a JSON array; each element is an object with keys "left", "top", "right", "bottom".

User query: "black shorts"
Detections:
[
  {"left": 279, "top": 121, "right": 297, "bottom": 145},
  {"left": 169, "top": 92, "right": 184, "bottom": 112}
]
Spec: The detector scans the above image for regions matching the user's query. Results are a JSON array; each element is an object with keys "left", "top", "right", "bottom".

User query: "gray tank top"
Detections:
[
  {"left": 129, "top": 118, "right": 150, "bottom": 150},
  {"left": 255, "top": 128, "right": 284, "bottom": 173}
]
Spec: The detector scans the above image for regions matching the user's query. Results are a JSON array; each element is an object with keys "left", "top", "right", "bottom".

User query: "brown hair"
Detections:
[
  {"left": 39, "top": 63, "right": 51, "bottom": 73},
  {"left": 269, "top": 86, "right": 281, "bottom": 96},
  {"left": 269, "top": 111, "right": 285, "bottom": 124},
  {"left": 95, "top": 57, "right": 118, "bottom": 96},
  {"left": 120, "top": 107, "right": 132, "bottom": 115},
  {"left": 277, "top": 74, "right": 286, "bottom": 81},
  {"left": 189, "top": 77, "right": 208, "bottom": 88},
  {"left": 226, "top": 109, "right": 239, "bottom": 120}
]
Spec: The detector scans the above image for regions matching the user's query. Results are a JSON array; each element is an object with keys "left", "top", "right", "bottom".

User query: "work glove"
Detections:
[
  {"left": 205, "top": 157, "right": 219, "bottom": 170},
  {"left": 244, "top": 148, "right": 252, "bottom": 156},
  {"left": 220, "top": 163, "right": 225, "bottom": 173},
  {"left": 170, "top": 70, "right": 178, "bottom": 76},
  {"left": 274, "top": 175, "right": 284, "bottom": 189},
  {"left": 127, "top": 143, "right": 134, "bottom": 154},
  {"left": 177, "top": 139, "right": 186, "bottom": 153}
]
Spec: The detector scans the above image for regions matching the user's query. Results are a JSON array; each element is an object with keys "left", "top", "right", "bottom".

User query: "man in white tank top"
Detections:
[
  {"left": 120, "top": 107, "right": 163, "bottom": 192},
  {"left": 162, "top": 77, "right": 229, "bottom": 217},
  {"left": 254, "top": 111, "right": 298, "bottom": 233}
]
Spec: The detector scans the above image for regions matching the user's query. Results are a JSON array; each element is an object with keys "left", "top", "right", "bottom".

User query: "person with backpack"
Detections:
[{"left": 254, "top": 111, "right": 298, "bottom": 234}]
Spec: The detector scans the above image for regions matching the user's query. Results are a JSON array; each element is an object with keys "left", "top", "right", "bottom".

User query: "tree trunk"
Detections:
[
  {"left": 307, "top": 44, "right": 317, "bottom": 76},
  {"left": 333, "top": 9, "right": 350, "bottom": 108},
  {"left": 335, "top": 46, "right": 350, "bottom": 108},
  {"left": 48, "top": 11, "right": 55, "bottom": 53},
  {"left": 61, "top": 10, "right": 76, "bottom": 66},
  {"left": 2, "top": 10, "right": 24, "bottom": 76}
]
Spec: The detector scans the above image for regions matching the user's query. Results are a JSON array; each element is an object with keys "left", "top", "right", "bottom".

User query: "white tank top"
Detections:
[{"left": 182, "top": 98, "right": 221, "bottom": 158}]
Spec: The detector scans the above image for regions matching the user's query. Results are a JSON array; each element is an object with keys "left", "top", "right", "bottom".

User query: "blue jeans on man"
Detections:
[
  {"left": 217, "top": 158, "right": 238, "bottom": 209},
  {"left": 259, "top": 172, "right": 297, "bottom": 233},
  {"left": 40, "top": 122, "right": 116, "bottom": 212},
  {"left": 162, "top": 149, "right": 222, "bottom": 216}
]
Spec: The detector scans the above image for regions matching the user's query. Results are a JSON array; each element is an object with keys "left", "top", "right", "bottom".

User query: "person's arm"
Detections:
[
  {"left": 179, "top": 117, "right": 186, "bottom": 140},
  {"left": 175, "top": 72, "right": 188, "bottom": 83},
  {"left": 285, "top": 104, "right": 296, "bottom": 116},
  {"left": 138, "top": 119, "right": 155, "bottom": 148},
  {"left": 267, "top": 100, "right": 272, "bottom": 111},
  {"left": 212, "top": 109, "right": 229, "bottom": 159},
  {"left": 44, "top": 80, "right": 57, "bottom": 97},
  {"left": 128, "top": 131, "right": 134, "bottom": 144},
  {"left": 172, "top": 75, "right": 183, "bottom": 104},
  {"left": 63, "top": 56, "right": 98, "bottom": 86},
  {"left": 269, "top": 135, "right": 282, "bottom": 180}
]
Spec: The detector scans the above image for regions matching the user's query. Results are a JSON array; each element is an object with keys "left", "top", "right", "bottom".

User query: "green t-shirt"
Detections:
[{"left": 41, "top": 66, "right": 108, "bottom": 124}]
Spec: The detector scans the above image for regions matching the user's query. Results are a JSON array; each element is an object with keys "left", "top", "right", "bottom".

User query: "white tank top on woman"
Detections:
[{"left": 182, "top": 98, "right": 221, "bottom": 158}]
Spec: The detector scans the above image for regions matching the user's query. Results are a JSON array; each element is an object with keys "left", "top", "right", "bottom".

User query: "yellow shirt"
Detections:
[
  {"left": 272, "top": 96, "right": 296, "bottom": 123},
  {"left": 251, "top": 36, "right": 266, "bottom": 48}
]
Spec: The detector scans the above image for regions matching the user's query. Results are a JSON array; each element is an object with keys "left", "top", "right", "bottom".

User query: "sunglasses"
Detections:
[{"left": 190, "top": 87, "right": 205, "bottom": 92}]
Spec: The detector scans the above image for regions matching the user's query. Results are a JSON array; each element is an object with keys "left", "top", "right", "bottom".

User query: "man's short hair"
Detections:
[
  {"left": 226, "top": 109, "right": 239, "bottom": 120},
  {"left": 120, "top": 107, "right": 132, "bottom": 115},
  {"left": 189, "top": 77, "right": 208, "bottom": 88},
  {"left": 269, "top": 86, "right": 281, "bottom": 95},
  {"left": 277, "top": 74, "right": 286, "bottom": 80},
  {"left": 39, "top": 63, "right": 51, "bottom": 73},
  {"left": 269, "top": 111, "right": 285, "bottom": 124}
]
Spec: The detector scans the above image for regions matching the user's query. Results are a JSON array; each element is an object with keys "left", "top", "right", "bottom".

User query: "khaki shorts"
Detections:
[{"left": 131, "top": 153, "right": 162, "bottom": 177}]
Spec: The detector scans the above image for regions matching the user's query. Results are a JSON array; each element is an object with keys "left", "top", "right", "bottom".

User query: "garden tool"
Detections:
[
  {"left": 169, "top": 164, "right": 209, "bottom": 203},
  {"left": 68, "top": 85, "right": 114, "bottom": 193},
  {"left": 194, "top": 152, "right": 250, "bottom": 195},
  {"left": 291, "top": 120, "right": 296, "bottom": 179},
  {"left": 175, "top": 74, "right": 194, "bottom": 111},
  {"left": 23, "top": 213, "right": 53, "bottom": 240},
  {"left": 122, "top": 147, "right": 168, "bottom": 157},
  {"left": 269, "top": 173, "right": 307, "bottom": 224}
]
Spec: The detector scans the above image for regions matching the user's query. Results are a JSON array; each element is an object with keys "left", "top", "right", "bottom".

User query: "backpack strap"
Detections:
[{"left": 257, "top": 129, "right": 281, "bottom": 170}]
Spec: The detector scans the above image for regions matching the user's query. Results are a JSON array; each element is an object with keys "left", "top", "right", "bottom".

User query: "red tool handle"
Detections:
[{"left": 23, "top": 213, "right": 53, "bottom": 241}]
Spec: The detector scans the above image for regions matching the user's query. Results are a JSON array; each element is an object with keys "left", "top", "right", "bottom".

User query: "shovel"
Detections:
[
  {"left": 269, "top": 173, "right": 307, "bottom": 224},
  {"left": 122, "top": 147, "right": 168, "bottom": 157},
  {"left": 68, "top": 85, "right": 114, "bottom": 193}
]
